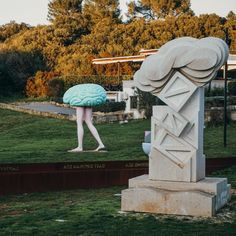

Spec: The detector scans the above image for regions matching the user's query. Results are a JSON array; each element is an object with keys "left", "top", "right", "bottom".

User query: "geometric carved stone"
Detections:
[
  {"left": 181, "top": 120, "right": 197, "bottom": 148},
  {"left": 153, "top": 106, "right": 188, "bottom": 137},
  {"left": 150, "top": 114, "right": 205, "bottom": 182},
  {"left": 180, "top": 87, "right": 205, "bottom": 151},
  {"left": 158, "top": 72, "right": 197, "bottom": 112},
  {"left": 149, "top": 148, "right": 192, "bottom": 182},
  {"left": 152, "top": 129, "right": 195, "bottom": 168}
]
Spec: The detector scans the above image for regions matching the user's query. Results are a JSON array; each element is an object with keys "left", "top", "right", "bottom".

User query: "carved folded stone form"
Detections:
[
  {"left": 134, "top": 37, "right": 229, "bottom": 96},
  {"left": 152, "top": 106, "right": 188, "bottom": 137},
  {"left": 150, "top": 74, "right": 204, "bottom": 182},
  {"left": 152, "top": 128, "right": 195, "bottom": 168},
  {"left": 122, "top": 37, "right": 231, "bottom": 217}
]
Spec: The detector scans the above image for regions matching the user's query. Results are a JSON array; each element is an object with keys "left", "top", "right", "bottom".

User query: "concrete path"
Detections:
[
  {"left": 16, "top": 102, "right": 76, "bottom": 116},
  {"left": 0, "top": 101, "right": 130, "bottom": 124}
]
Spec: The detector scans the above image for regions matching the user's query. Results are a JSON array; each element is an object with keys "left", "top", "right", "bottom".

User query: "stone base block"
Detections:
[{"left": 121, "top": 175, "right": 231, "bottom": 217}]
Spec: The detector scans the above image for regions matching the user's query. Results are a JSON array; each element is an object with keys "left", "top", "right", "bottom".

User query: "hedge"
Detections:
[
  {"left": 93, "top": 101, "right": 126, "bottom": 113},
  {"left": 228, "top": 81, "right": 236, "bottom": 96}
]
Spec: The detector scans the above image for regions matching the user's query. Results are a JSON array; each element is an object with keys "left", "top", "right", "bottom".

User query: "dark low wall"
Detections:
[
  {"left": 0, "top": 158, "right": 235, "bottom": 195},
  {"left": 0, "top": 160, "right": 148, "bottom": 195}
]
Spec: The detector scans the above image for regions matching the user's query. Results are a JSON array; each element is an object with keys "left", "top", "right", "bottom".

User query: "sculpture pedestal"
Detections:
[{"left": 121, "top": 175, "right": 231, "bottom": 217}]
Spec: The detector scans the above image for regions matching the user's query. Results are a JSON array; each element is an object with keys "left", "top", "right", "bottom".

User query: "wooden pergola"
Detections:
[
  {"left": 92, "top": 49, "right": 236, "bottom": 80},
  {"left": 92, "top": 49, "right": 158, "bottom": 80}
]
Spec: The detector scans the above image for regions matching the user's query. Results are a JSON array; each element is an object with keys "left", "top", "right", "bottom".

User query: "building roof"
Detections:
[
  {"left": 92, "top": 55, "right": 146, "bottom": 64},
  {"left": 92, "top": 49, "right": 236, "bottom": 70}
]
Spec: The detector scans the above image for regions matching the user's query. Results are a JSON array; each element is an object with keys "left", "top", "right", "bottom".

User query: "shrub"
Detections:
[
  {"left": 205, "top": 87, "right": 224, "bottom": 97},
  {"left": 228, "top": 81, "right": 236, "bottom": 96},
  {"left": 136, "top": 89, "right": 164, "bottom": 118},
  {"left": 26, "top": 71, "right": 60, "bottom": 98},
  {"left": 206, "top": 109, "right": 230, "bottom": 127},
  {"left": 93, "top": 101, "right": 126, "bottom": 113},
  {"left": 205, "top": 96, "right": 225, "bottom": 108},
  {"left": 206, "top": 109, "right": 223, "bottom": 126},
  {"left": 228, "top": 96, "right": 236, "bottom": 105},
  {"left": 47, "top": 78, "right": 65, "bottom": 103}
]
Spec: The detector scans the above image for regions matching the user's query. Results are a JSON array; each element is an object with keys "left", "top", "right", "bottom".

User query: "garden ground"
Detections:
[
  {"left": 0, "top": 166, "right": 235, "bottom": 235},
  {"left": 0, "top": 108, "right": 236, "bottom": 235},
  {"left": 0, "top": 108, "right": 236, "bottom": 163}
]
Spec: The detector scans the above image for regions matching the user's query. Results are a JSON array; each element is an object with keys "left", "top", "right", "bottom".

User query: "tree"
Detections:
[
  {"left": 198, "top": 14, "right": 224, "bottom": 38},
  {"left": 26, "top": 71, "right": 60, "bottom": 98},
  {"left": 52, "top": 13, "right": 89, "bottom": 45},
  {"left": 48, "top": 0, "right": 83, "bottom": 22},
  {"left": 1, "top": 0, "right": 233, "bottom": 98},
  {"left": 83, "top": 0, "right": 121, "bottom": 29},
  {"left": 225, "top": 11, "right": 236, "bottom": 52},
  {"left": 174, "top": 14, "right": 202, "bottom": 38},
  {"left": 48, "top": 0, "right": 89, "bottom": 45},
  {"left": 127, "top": 0, "right": 193, "bottom": 20},
  {"left": 0, "top": 21, "right": 30, "bottom": 42},
  {"left": 227, "top": 11, "right": 236, "bottom": 20},
  {"left": 0, "top": 50, "right": 46, "bottom": 95}
]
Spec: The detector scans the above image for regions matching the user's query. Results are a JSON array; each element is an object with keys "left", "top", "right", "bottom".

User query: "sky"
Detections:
[{"left": 0, "top": 0, "right": 236, "bottom": 26}]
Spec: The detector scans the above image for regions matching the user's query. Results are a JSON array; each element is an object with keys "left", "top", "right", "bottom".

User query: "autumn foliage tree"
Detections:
[
  {"left": 127, "top": 0, "right": 193, "bottom": 20},
  {"left": 0, "top": 0, "right": 235, "bottom": 97},
  {"left": 0, "top": 21, "right": 30, "bottom": 42},
  {"left": 26, "top": 71, "right": 60, "bottom": 97}
]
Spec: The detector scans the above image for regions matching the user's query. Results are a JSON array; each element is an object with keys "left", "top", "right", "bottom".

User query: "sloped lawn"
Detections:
[{"left": 0, "top": 108, "right": 236, "bottom": 163}]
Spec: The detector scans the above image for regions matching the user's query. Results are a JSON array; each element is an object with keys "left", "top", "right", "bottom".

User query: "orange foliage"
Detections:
[{"left": 26, "top": 71, "right": 60, "bottom": 97}]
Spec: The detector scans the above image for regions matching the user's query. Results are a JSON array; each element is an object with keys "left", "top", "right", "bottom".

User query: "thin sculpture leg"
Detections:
[
  {"left": 69, "top": 107, "right": 85, "bottom": 152},
  {"left": 69, "top": 107, "right": 105, "bottom": 152},
  {"left": 84, "top": 107, "right": 105, "bottom": 151},
  {"left": 76, "top": 107, "right": 84, "bottom": 151}
]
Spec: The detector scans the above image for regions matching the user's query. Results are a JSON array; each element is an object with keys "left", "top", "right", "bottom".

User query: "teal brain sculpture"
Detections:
[{"left": 63, "top": 84, "right": 107, "bottom": 107}]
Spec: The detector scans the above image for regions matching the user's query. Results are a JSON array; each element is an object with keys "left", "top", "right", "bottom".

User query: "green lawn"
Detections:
[
  {"left": 0, "top": 108, "right": 236, "bottom": 163},
  {"left": 0, "top": 166, "right": 235, "bottom": 235},
  {"left": 205, "top": 123, "right": 236, "bottom": 158},
  {"left": 0, "top": 108, "right": 149, "bottom": 163}
]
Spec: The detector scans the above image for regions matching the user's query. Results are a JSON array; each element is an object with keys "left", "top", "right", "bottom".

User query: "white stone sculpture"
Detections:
[{"left": 121, "top": 37, "right": 231, "bottom": 217}]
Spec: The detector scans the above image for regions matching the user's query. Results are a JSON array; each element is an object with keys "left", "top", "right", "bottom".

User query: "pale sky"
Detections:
[{"left": 0, "top": 0, "right": 235, "bottom": 26}]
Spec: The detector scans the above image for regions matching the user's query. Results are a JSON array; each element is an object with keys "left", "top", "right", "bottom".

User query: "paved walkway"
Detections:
[
  {"left": 17, "top": 102, "right": 76, "bottom": 116},
  {"left": 0, "top": 101, "right": 130, "bottom": 123}
]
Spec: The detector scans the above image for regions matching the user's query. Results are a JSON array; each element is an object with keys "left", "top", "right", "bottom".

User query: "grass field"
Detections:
[
  {"left": 0, "top": 108, "right": 149, "bottom": 163},
  {"left": 0, "top": 108, "right": 236, "bottom": 163},
  {"left": 0, "top": 166, "right": 235, "bottom": 235}
]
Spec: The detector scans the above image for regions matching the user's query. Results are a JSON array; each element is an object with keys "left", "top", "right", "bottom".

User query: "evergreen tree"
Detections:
[
  {"left": 83, "top": 0, "right": 121, "bottom": 29},
  {"left": 227, "top": 11, "right": 236, "bottom": 20},
  {"left": 128, "top": 0, "right": 193, "bottom": 20},
  {"left": 198, "top": 14, "right": 224, "bottom": 38},
  {"left": 0, "top": 21, "right": 29, "bottom": 42},
  {"left": 48, "top": 0, "right": 89, "bottom": 45},
  {"left": 225, "top": 11, "right": 236, "bottom": 52},
  {"left": 48, "top": 0, "right": 83, "bottom": 22}
]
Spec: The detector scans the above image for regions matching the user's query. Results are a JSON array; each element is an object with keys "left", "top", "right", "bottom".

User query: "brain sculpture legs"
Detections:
[
  {"left": 121, "top": 37, "right": 231, "bottom": 217},
  {"left": 63, "top": 84, "right": 107, "bottom": 152}
]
